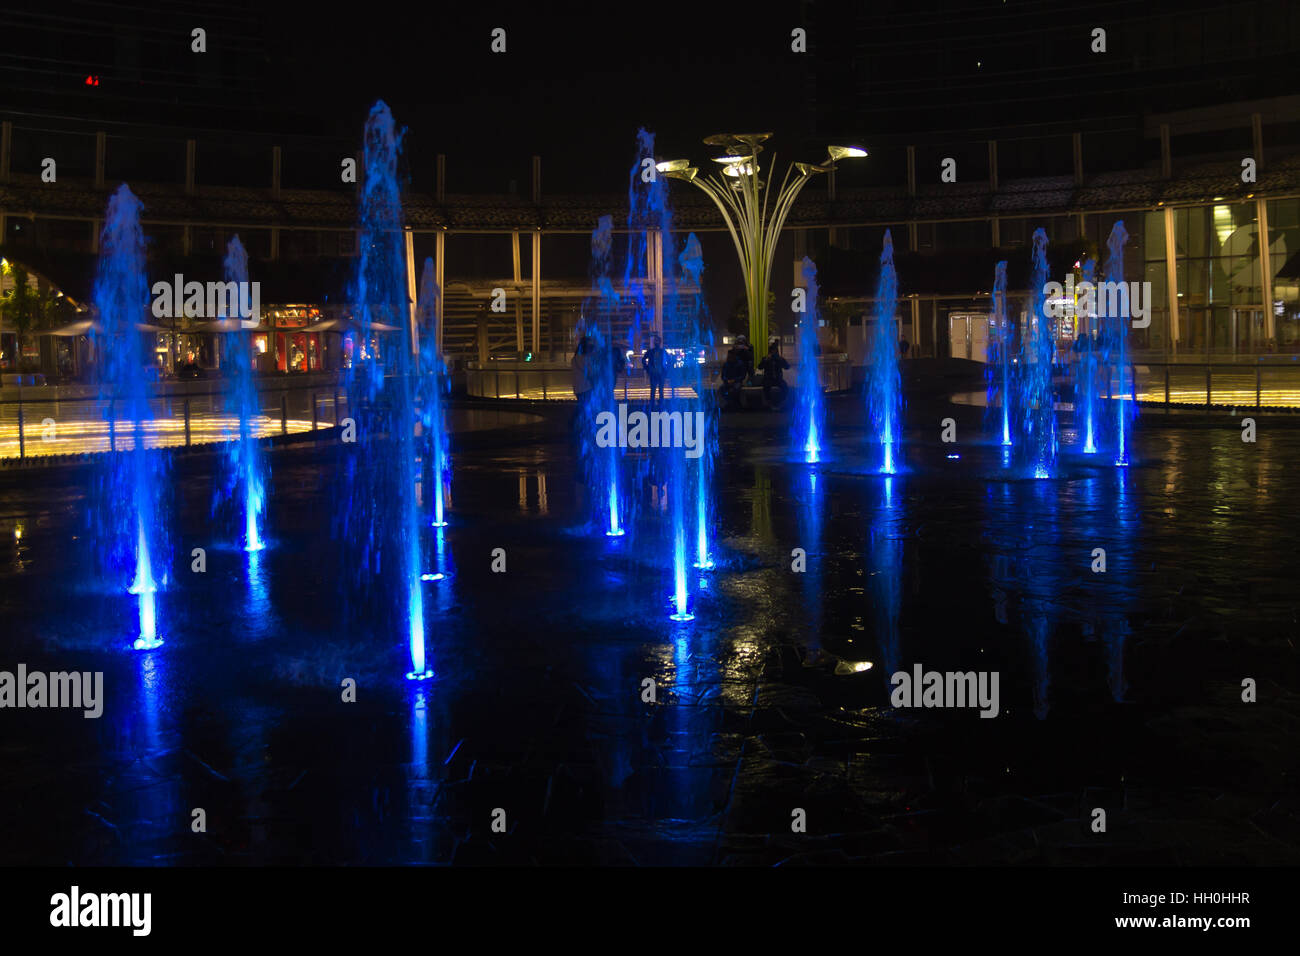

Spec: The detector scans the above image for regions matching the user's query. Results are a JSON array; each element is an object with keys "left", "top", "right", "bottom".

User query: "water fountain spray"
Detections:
[
  {"left": 679, "top": 234, "right": 716, "bottom": 573},
  {"left": 1103, "top": 221, "right": 1134, "bottom": 466},
  {"left": 989, "top": 260, "right": 1013, "bottom": 447},
  {"left": 1021, "top": 229, "right": 1058, "bottom": 477},
  {"left": 866, "top": 231, "right": 901, "bottom": 474},
  {"left": 794, "top": 256, "right": 825, "bottom": 463},
  {"left": 91, "top": 184, "right": 169, "bottom": 650},
  {"left": 342, "top": 101, "right": 429, "bottom": 679},
  {"left": 217, "top": 235, "right": 267, "bottom": 551}
]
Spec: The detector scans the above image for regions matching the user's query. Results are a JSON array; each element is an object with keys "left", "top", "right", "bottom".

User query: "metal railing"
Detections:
[
  {"left": 1106, "top": 360, "right": 1300, "bottom": 412},
  {"left": 465, "top": 354, "right": 854, "bottom": 401},
  {"left": 0, "top": 376, "right": 351, "bottom": 461}
]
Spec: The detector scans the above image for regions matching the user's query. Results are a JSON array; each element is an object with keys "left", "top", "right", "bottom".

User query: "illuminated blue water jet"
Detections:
[
  {"left": 866, "top": 231, "right": 901, "bottom": 474},
  {"left": 90, "top": 184, "right": 169, "bottom": 650},
  {"left": 339, "top": 101, "right": 428, "bottom": 680},
  {"left": 1075, "top": 257, "right": 1100, "bottom": 454},
  {"left": 1019, "top": 229, "right": 1057, "bottom": 477},
  {"left": 216, "top": 235, "right": 267, "bottom": 552},
  {"left": 578, "top": 215, "right": 625, "bottom": 537},
  {"left": 678, "top": 234, "right": 716, "bottom": 574},
  {"left": 416, "top": 258, "right": 451, "bottom": 530},
  {"left": 987, "top": 261, "right": 1013, "bottom": 447},
  {"left": 794, "top": 256, "right": 826, "bottom": 463},
  {"left": 1102, "top": 221, "right": 1135, "bottom": 466}
]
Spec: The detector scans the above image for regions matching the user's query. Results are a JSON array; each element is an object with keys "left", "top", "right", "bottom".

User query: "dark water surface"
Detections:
[{"left": 0, "top": 415, "right": 1296, "bottom": 865}]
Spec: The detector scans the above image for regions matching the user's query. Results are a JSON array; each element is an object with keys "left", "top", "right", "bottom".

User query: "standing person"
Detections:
[
  {"left": 642, "top": 334, "right": 669, "bottom": 405},
  {"left": 571, "top": 335, "right": 595, "bottom": 410},
  {"left": 757, "top": 341, "right": 790, "bottom": 409},
  {"left": 570, "top": 335, "right": 595, "bottom": 459},
  {"left": 899, "top": 337, "right": 910, "bottom": 360}
]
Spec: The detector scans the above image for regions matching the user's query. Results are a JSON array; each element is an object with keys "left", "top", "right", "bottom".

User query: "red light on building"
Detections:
[{"left": 84, "top": 75, "right": 99, "bottom": 87}]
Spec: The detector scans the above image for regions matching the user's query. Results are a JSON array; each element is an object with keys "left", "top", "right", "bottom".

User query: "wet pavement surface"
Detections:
[{"left": 0, "top": 395, "right": 1297, "bottom": 865}]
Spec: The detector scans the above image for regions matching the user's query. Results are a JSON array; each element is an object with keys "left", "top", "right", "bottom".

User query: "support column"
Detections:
[
  {"left": 404, "top": 227, "right": 419, "bottom": 357},
  {"left": 511, "top": 230, "right": 524, "bottom": 352},
  {"left": 910, "top": 296, "right": 920, "bottom": 354},
  {"left": 435, "top": 228, "right": 446, "bottom": 356},
  {"left": 1258, "top": 196, "right": 1275, "bottom": 343},
  {"left": 1164, "top": 205, "right": 1179, "bottom": 356},
  {"left": 651, "top": 229, "right": 664, "bottom": 342},
  {"left": 95, "top": 132, "right": 106, "bottom": 189},
  {"left": 531, "top": 229, "right": 541, "bottom": 356}
]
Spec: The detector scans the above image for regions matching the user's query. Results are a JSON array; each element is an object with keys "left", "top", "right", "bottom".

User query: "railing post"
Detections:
[
  {"left": 1256, "top": 362, "right": 1262, "bottom": 413},
  {"left": 184, "top": 398, "right": 191, "bottom": 447},
  {"left": 1130, "top": 364, "right": 1136, "bottom": 406},
  {"left": 1164, "top": 364, "right": 1170, "bottom": 413},
  {"left": 1205, "top": 366, "right": 1212, "bottom": 410},
  {"left": 16, "top": 390, "right": 24, "bottom": 460},
  {"left": 281, "top": 393, "right": 288, "bottom": 435},
  {"left": 109, "top": 399, "right": 116, "bottom": 453},
  {"left": 311, "top": 390, "right": 318, "bottom": 430}
]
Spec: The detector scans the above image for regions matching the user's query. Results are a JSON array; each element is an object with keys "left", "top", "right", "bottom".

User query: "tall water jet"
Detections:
[
  {"left": 416, "top": 258, "right": 450, "bottom": 533},
  {"left": 341, "top": 101, "right": 428, "bottom": 679},
  {"left": 623, "top": 128, "right": 670, "bottom": 353},
  {"left": 216, "top": 235, "right": 267, "bottom": 552},
  {"left": 679, "top": 234, "right": 716, "bottom": 574},
  {"left": 794, "top": 256, "right": 826, "bottom": 463},
  {"left": 1103, "top": 221, "right": 1134, "bottom": 466},
  {"left": 988, "top": 260, "right": 1013, "bottom": 447},
  {"left": 1020, "top": 228, "right": 1057, "bottom": 477},
  {"left": 866, "top": 231, "right": 901, "bottom": 474},
  {"left": 579, "top": 215, "right": 625, "bottom": 537},
  {"left": 91, "top": 184, "right": 169, "bottom": 650},
  {"left": 1075, "top": 257, "right": 1099, "bottom": 454}
]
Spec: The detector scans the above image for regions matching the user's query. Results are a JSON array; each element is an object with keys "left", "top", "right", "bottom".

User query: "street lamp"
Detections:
[{"left": 657, "top": 134, "right": 866, "bottom": 352}]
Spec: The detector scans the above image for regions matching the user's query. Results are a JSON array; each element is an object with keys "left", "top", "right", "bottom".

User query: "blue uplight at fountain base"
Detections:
[
  {"left": 90, "top": 184, "right": 170, "bottom": 651},
  {"left": 1075, "top": 257, "right": 1099, "bottom": 455},
  {"left": 1019, "top": 228, "right": 1058, "bottom": 477},
  {"left": 794, "top": 256, "right": 826, "bottom": 464},
  {"left": 340, "top": 101, "right": 428, "bottom": 680},
  {"left": 1103, "top": 221, "right": 1136, "bottom": 467},
  {"left": 987, "top": 261, "right": 1013, "bottom": 447},
  {"left": 866, "top": 231, "right": 902, "bottom": 474},
  {"left": 213, "top": 235, "right": 268, "bottom": 553}
]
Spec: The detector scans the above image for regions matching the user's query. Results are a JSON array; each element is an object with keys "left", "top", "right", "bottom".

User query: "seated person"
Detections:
[{"left": 757, "top": 341, "right": 790, "bottom": 409}]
